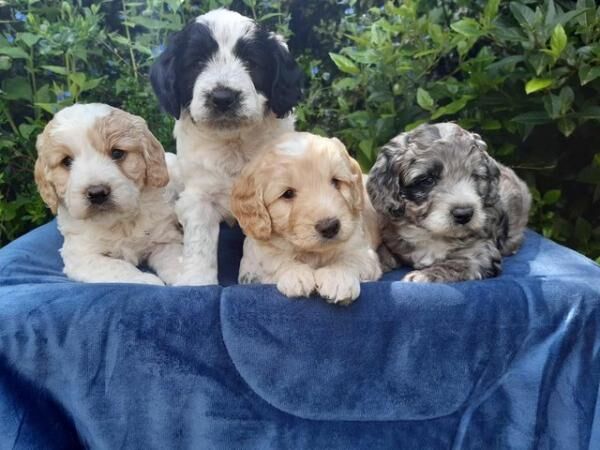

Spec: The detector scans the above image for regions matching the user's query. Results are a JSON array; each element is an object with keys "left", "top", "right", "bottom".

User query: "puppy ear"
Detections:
[
  {"left": 366, "top": 146, "right": 406, "bottom": 218},
  {"left": 150, "top": 33, "right": 182, "bottom": 119},
  {"left": 482, "top": 151, "right": 501, "bottom": 206},
  {"left": 333, "top": 138, "right": 364, "bottom": 213},
  {"left": 141, "top": 123, "right": 169, "bottom": 188},
  {"left": 231, "top": 168, "right": 272, "bottom": 240},
  {"left": 268, "top": 34, "right": 303, "bottom": 118},
  {"left": 34, "top": 141, "right": 58, "bottom": 214}
]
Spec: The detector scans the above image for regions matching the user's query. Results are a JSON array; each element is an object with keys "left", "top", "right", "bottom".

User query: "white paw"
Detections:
[
  {"left": 358, "top": 251, "right": 383, "bottom": 282},
  {"left": 131, "top": 273, "right": 166, "bottom": 286},
  {"left": 403, "top": 270, "right": 434, "bottom": 283},
  {"left": 173, "top": 272, "right": 218, "bottom": 286},
  {"left": 315, "top": 268, "right": 360, "bottom": 305},
  {"left": 276, "top": 267, "right": 315, "bottom": 298}
]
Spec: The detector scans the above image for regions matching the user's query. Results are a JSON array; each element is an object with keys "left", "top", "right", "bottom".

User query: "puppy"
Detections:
[
  {"left": 150, "top": 9, "right": 303, "bottom": 286},
  {"left": 34, "top": 103, "right": 183, "bottom": 285},
  {"left": 367, "top": 123, "right": 531, "bottom": 282},
  {"left": 231, "top": 132, "right": 382, "bottom": 305}
]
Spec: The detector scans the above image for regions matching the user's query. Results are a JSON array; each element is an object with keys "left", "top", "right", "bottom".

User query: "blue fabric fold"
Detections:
[{"left": 1, "top": 220, "right": 599, "bottom": 449}]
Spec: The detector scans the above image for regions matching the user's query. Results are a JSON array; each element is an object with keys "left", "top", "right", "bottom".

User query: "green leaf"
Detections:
[
  {"left": 41, "top": 65, "right": 68, "bottom": 75},
  {"left": 18, "top": 124, "right": 37, "bottom": 140},
  {"left": 543, "top": 189, "right": 561, "bottom": 205},
  {"left": 509, "top": 2, "right": 536, "bottom": 28},
  {"left": 329, "top": 53, "right": 360, "bottom": 75},
  {"left": 557, "top": 118, "right": 576, "bottom": 137},
  {"left": 431, "top": 96, "right": 474, "bottom": 120},
  {"left": 579, "top": 65, "right": 600, "bottom": 85},
  {"left": 549, "top": 24, "right": 567, "bottom": 59},
  {"left": 416, "top": 87, "right": 435, "bottom": 111},
  {"left": 451, "top": 18, "right": 481, "bottom": 37},
  {"left": 2, "top": 77, "right": 32, "bottom": 101},
  {"left": 483, "top": 0, "right": 501, "bottom": 22},
  {"left": 0, "top": 56, "right": 11, "bottom": 71},
  {"left": 17, "top": 32, "right": 41, "bottom": 48},
  {"left": 0, "top": 47, "right": 29, "bottom": 59},
  {"left": 512, "top": 111, "right": 552, "bottom": 124},
  {"left": 575, "top": 106, "right": 600, "bottom": 120},
  {"left": 558, "top": 87, "right": 574, "bottom": 115},
  {"left": 525, "top": 78, "right": 553, "bottom": 94}
]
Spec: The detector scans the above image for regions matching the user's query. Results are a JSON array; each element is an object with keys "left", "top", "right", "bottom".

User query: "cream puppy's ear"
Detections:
[
  {"left": 231, "top": 167, "right": 272, "bottom": 240},
  {"left": 332, "top": 137, "right": 364, "bottom": 213},
  {"left": 140, "top": 120, "right": 169, "bottom": 188},
  {"left": 34, "top": 134, "right": 58, "bottom": 214}
]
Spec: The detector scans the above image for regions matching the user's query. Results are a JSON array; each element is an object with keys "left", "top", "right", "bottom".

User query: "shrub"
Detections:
[
  {"left": 298, "top": 0, "right": 600, "bottom": 261},
  {"left": 1, "top": 0, "right": 599, "bottom": 263}
]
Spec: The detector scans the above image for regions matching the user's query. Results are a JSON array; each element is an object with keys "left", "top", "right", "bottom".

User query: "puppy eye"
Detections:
[
  {"left": 412, "top": 175, "right": 435, "bottom": 188},
  {"left": 281, "top": 189, "right": 296, "bottom": 200},
  {"left": 61, "top": 156, "right": 73, "bottom": 169},
  {"left": 111, "top": 149, "right": 126, "bottom": 161},
  {"left": 331, "top": 178, "right": 341, "bottom": 190}
]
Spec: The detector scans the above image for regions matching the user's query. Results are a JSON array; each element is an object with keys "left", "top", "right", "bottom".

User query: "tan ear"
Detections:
[
  {"left": 34, "top": 156, "right": 58, "bottom": 214},
  {"left": 231, "top": 168, "right": 272, "bottom": 240},
  {"left": 332, "top": 137, "right": 364, "bottom": 213},
  {"left": 142, "top": 125, "right": 169, "bottom": 188}
]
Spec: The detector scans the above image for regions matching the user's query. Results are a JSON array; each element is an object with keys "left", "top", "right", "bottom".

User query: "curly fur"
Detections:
[{"left": 366, "top": 123, "right": 531, "bottom": 283}]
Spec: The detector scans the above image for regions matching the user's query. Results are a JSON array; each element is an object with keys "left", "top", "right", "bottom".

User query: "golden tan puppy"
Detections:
[
  {"left": 231, "top": 132, "right": 382, "bottom": 305},
  {"left": 35, "top": 103, "right": 183, "bottom": 285}
]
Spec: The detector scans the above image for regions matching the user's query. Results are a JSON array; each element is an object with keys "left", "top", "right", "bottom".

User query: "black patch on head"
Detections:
[
  {"left": 234, "top": 30, "right": 303, "bottom": 118},
  {"left": 401, "top": 160, "right": 443, "bottom": 204},
  {"left": 150, "top": 21, "right": 218, "bottom": 119}
]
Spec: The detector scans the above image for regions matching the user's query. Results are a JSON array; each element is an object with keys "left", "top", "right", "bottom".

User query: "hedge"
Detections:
[{"left": 1, "top": 0, "right": 599, "bottom": 262}]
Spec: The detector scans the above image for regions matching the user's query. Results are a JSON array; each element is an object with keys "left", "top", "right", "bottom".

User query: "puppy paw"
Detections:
[
  {"left": 130, "top": 273, "right": 166, "bottom": 286},
  {"left": 276, "top": 267, "right": 316, "bottom": 298},
  {"left": 376, "top": 245, "right": 399, "bottom": 272},
  {"left": 174, "top": 272, "right": 218, "bottom": 286},
  {"left": 403, "top": 270, "right": 436, "bottom": 283},
  {"left": 358, "top": 250, "right": 383, "bottom": 282},
  {"left": 315, "top": 268, "right": 360, "bottom": 305}
]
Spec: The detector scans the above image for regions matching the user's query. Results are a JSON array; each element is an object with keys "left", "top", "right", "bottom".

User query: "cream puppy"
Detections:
[
  {"left": 231, "top": 132, "right": 382, "bottom": 305},
  {"left": 34, "top": 103, "right": 183, "bottom": 285}
]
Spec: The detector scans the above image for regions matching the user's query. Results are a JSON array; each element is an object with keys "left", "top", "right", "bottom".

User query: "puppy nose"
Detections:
[
  {"left": 315, "top": 217, "right": 341, "bottom": 239},
  {"left": 452, "top": 206, "right": 474, "bottom": 225},
  {"left": 86, "top": 184, "right": 111, "bottom": 205},
  {"left": 209, "top": 87, "right": 239, "bottom": 112}
]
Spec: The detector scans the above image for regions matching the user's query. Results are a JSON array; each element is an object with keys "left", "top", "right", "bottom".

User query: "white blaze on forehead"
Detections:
[
  {"left": 276, "top": 135, "right": 308, "bottom": 156},
  {"left": 51, "top": 103, "right": 112, "bottom": 136},
  {"left": 196, "top": 9, "right": 255, "bottom": 48}
]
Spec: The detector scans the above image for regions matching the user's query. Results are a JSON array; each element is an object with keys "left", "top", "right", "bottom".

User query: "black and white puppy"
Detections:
[
  {"left": 367, "top": 123, "right": 531, "bottom": 283},
  {"left": 150, "top": 9, "right": 303, "bottom": 285}
]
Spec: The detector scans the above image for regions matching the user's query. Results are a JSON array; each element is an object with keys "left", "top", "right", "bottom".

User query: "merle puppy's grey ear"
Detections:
[
  {"left": 268, "top": 36, "right": 303, "bottom": 118},
  {"left": 367, "top": 144, "right": 406, "bottom": 219},
  {"left": 150, "top": 31, "right": 182, "bottom": 119}
]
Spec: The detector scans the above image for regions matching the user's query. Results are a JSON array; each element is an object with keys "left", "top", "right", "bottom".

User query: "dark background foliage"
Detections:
[{"left": 1, "top": 0, "right": 599, "bottom": 262}]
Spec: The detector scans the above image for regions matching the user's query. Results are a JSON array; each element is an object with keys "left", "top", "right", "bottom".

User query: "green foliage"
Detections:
[
  {"left": 1, "top": 0, "right": 599, "bottom": 262},
  {"left": 297, "top": 0, "right": 600, "bottom": 261}
]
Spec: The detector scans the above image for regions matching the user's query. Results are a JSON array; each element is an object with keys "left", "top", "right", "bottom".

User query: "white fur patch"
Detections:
[{"left": 276, "top": 135, "right": 307, "bottom": 156}]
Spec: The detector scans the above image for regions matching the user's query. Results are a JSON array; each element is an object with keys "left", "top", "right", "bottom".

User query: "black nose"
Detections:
[
  {"left": 209, "top": 87, "right": 239, "bottom": 112},
  {"left": 86, "top": 185, "right": 111, "bottom": 205},
  {"left": 452, "top": 206, "right": 474, "bottom": 225},
  {"left": 315, "top": 217, "right": 341, "bottom": 239}
]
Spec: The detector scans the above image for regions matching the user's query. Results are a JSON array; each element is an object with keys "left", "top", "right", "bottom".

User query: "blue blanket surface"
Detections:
[{"left": 0, "top": 220, "right": 599, "bottom": 449}]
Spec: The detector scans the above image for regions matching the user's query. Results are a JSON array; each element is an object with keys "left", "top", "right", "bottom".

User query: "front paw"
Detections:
[
  {"left": 130, "top": 273, "right": 166, "bottom": 286},
  {"left": 276, "top": 267, "right": 316, "bottom": 298},
  {"left": 174, "top": 272, "right": 218, "bottom": 286},
  {"left": 403, "top": 267, "right": 464, "bottom": 283},
  {"left": 358, "top": 250, "right": 383, "bottom": 282},
  {"left": 315, "top": 268, "right": 360, "bottom": 305}
]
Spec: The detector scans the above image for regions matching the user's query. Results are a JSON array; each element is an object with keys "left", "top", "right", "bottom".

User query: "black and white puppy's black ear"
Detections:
[
  {"left": 267, "top": 35, "right": 303, "bottom": 118},
  {"left": 150, "top": 30, "right": 183, "bottom": 119},
  {"left": 150, "top": 21, "right": 218, "bottom": 119}
]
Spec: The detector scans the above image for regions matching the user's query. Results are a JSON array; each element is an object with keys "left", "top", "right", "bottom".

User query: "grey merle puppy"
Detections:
[{"left": 367, "top": 123, "right": 531, "bottom": 282}]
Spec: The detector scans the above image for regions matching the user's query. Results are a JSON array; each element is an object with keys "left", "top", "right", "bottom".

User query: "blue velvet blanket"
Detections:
[{"left": 1, "top": 220, "right": 599, "bottom": 449}]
